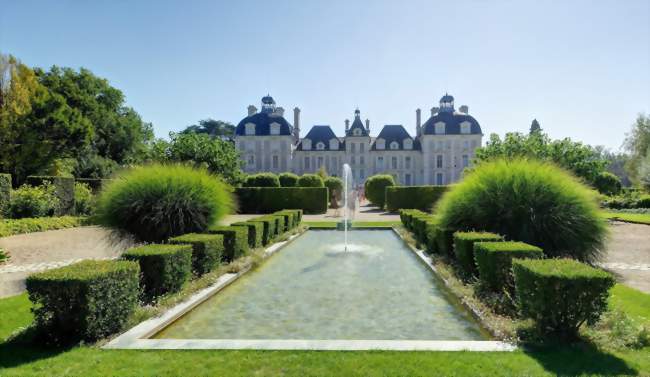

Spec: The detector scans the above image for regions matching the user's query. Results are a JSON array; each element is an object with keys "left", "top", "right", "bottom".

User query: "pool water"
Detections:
[{"left": 154, "top": 230, "right": 488, "bottom": 340}]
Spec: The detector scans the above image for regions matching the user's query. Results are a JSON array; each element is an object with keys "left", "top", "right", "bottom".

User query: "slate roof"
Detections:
[
  {"left": 346, "top": 110, "right": 369, "bottom": 137},
  {"left": 235, "top": 111, "right": 293, "bottom": 136},
  {"left": 370, "top": 125, "right": 421, "bottom": 151},
  {"left": 440, "top": 93, "right": 455, "bottom": 103},
  {"left": 296, "top": 125, "right": 345, "bottom": 151},
  {"left": 422, "top": 111, "right": 482, "bottom": 135}
]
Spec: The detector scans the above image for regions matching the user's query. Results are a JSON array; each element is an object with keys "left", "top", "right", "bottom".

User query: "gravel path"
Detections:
[{"left": 600, "top": 221, "right": 650, "bottom": 293}]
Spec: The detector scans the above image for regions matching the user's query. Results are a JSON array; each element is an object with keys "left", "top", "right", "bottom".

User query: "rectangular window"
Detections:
[
  {"left": 351, "top": 143, "right": 356, "bottom": 153},
  {"left": 317, "top": 156, "right": 323, "bottom": 168},
  {"left": 360, "top": 156, "right": 365, "bottom": 164},
  {"left": 360, "top": 143, "right": 364, "bottom": 153},
  {"left": 304, "top": 157, "right": 310, "bottom": 170},
  {"left": 351, "top": 156, "right": 356, "bottom": 165},
  {"left": 377, "top": 156, "right": 384, "bottom": 169},
  {"left": 436, "top": 154, "right": 443, "bottom": 168},
  {"left": 272, "top": 155, "right": 279, "bottom": 169},
  {"left": 462, "top": 155, "right": 469, "bottom": 168},
  {"left": 360, "top": 169, "right": 365, "bottom": 179},
  {"left": 391, "top": 156, "right": 397, "bottom": 169},
  {"left": 405, "top": 174, "right": 411, "bottom": 185},
  {"left": 405, "top": 156, "right": 411, "bottom": 169},
  {"left": 247, "top": 155, "right": 255, "bottom": 167},
  {"left": 436, "top": 173, "right": 444, "bottom": 185},
  {"left": 464, "top": 140, "right": 469, "bottom": 149}
]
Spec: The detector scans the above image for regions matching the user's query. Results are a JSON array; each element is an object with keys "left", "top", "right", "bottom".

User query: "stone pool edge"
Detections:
[{"left": 105, "top": 228, "right": 516, "bottom": 352}]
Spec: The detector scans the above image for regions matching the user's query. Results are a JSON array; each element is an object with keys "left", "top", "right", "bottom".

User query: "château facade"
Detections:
[{"left": 234, "top": 94, "right": 483, "bottom": 185}]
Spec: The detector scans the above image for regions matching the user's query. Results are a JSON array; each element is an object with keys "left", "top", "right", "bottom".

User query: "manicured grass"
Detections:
[
  {"left": 609, "top": 284, "right": 650, "bottom": 322},
  {"left": 601, "top": 211, "right": 650, "bottom": 225},
  {"left": 0, "top": 285, "right": 648, "bottom": 376},
  {"left": 0, "top": 216, "right": 89, "bottom": 238}
]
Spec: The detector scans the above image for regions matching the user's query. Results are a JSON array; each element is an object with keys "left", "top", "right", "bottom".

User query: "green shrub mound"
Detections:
[
  {"left": 230, "top": 221, "right": 263, "bottom": 248},
  {"left": 243, "top": 173, "right": 280, "bottom": 187},
  {"left": 436, "top": 159, "right": 606, "bottom": 263},
  {"left": 593, "top": 172, "right": 622, "bottom": 196},
  {"left": 453, "top": 232, "right": 504, "bottom": 276},
  {"left": 324, "top": 177, "right": 343, "bottom": 204},
  {"left": 246, "top": 218, "right": 275, "bottom": 245},
  {"left": 74, "top": 182, "right": 94, "bottom": 216},
  {"left": 0, "top": 216, "right": 87, "bottom": 237},
  {"left": 0, "top": 173, "right": 10, "bottom": 217},
  {"left": 297, "top": 174, "right": 324, "bottom": 187},
  {"left": 513, "top": 258, "right": 615, "bottom": 339},
  {"left": 235, "top": 187, "right": 328, "bottom": 214},
  {"left": 168, "top": 233, "right": 224, "bottom": 275},
  {"left": 25, "top": 260, "right": 139, "bottom": 343},
  {"left": 122, "top": 244, "right": 192, "bottom": 301},
  {"left": 278, "top": 172, "right": 299, "bottom": 187},
  {"left": 411, "top": 213, "right": 436, "bottom": 244},
  {"left": 399, "top": 209, "right": 426, "bottom": 230},
  {"left": 207, "top": 225, "right": 248, "bottom": 260},
  {"left": 95, "top": 164, "right": 233, "bottom": 242},
  {"left": 386, "top": 186, "right": 448, "bottom": 212},
  {"left": 9, "top": 183, "right": 58, "bottom": 218},
  {"left": 364, "top": 174, "right": 395, "bottom": 209},
  {"left": 26, "top": 176, "right": 75, "bottom": 216},
  {"left": 474, "top": 241, "right": 543, "bottom": 291}
]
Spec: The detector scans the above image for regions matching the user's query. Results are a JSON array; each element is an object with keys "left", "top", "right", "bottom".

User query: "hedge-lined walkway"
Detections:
[
  {"left": 600, "top": 221, "right": 650, "bottom": 293},
  {"left": 0, "top": 226, "right": 135, "bottom": 298}
]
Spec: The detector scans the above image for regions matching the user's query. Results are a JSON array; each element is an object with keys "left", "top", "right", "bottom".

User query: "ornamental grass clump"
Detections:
[
  {"left": 95, "top": 164, "right": 233, "bottom": 242},
  {"left": 436, "top": 159, "right": 606, "bottom": 263}
]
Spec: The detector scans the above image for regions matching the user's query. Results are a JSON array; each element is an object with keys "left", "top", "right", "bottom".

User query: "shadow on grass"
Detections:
[
  {"left": 0, "top": 328, "right": 73, "bottom": 370},
  {"left": 523, "top": 341, "right": 638, "bottom": 376}
]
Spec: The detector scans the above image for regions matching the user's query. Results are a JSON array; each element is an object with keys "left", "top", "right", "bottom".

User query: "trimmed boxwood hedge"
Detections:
[
  {"left": 474, "top": 241, "right": 543, "bottom": 291},
  {"left": 453, "top": 232, "right": 504, "bottom": 276},
  {"left": 26, "top": 260, "right": 139, "bottom": 343},
  {"left": 411, "top": 213, "right": 436, "bottom": 244},
  {"left": 297, "top": 174, "right": 324, "bottom": 187},
  {"left": 0, "top": 173, "right": 10, "bottom": 217},
  {"left": 235, "top": 187, "right": 328, "bottom": 214},
  {"left": 274, "top": 210, "right": 302, "bottom": 230},
  {"left": 278, "top": 172, "right": 299, "bottom": 187},
  {"left": 243, "top": 173, "right": 280, "bottom": 187},
  {"left": 26, "top": 175, "right": 76, "bottom": 216},
  {"left": 273, "top": 211, "right": 293, "bottom": 230},
  {"left": 246, "top": 218, "right": 275, "bottom": 245},
  {"left": 231, "top": 221, "right": 263, "bottom": 248},
  {"left": 264, "top": 215, "right": 286, "bottom": 234},
  {"left": 386, "top": 185, "right": 449, "bottom": 212},
  {"left": 168, "top": 233, "right": 224, "bottom": 275},
  {"left": 122, "top": 244, "right": 192, "bottom": 301},
  {"left": 399, "top": 209, "right": 426, "bottom": 230},
  {"left": 513, "top": 258, "right": 615, "bottom": 338},
  {"left": 364, "top": 174, "right": 395, "bottom": 209},
  {"left": 208, "top": 225, "right": 249, "bottom": 260}
]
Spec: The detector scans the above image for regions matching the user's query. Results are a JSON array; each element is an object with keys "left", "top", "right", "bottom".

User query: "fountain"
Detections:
[{"left": 342, "top": 163, "right": 354, "bottom": 251}]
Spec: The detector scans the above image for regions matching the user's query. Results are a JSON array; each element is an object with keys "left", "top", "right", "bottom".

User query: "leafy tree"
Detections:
[
  {"left": 623, "top": 114, "right": 650, "bottom": 185},
  {"left": 529, "top": 118, "right": 542, "bottom": 135},
  {"left": 149, "top": 132, "right": 243, "bottom": 185},
  {"left": 638, "top": 152, "right": 650, "bottom": 191},
  {"left": 593, "top": 172, "right": 622, "bottom": 196},
  {"left": 181, "top": 119, "right": 235, "bottom": 139},
  {"left": 475, "top": 131, "right": 607, "bottom": 184}
]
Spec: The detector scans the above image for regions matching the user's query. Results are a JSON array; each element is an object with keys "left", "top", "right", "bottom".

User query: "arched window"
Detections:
[
  {"left": 245, "top": 123, "right": 256, "bottom": 135},
  {"left": 270, "top": 122, "right": 281, "bottom": 135},
  {"left": 403, "top": 139, "right": 413, "bottom": 150},
  {"left": 316, "top": 142, "right": 325, "bottom": 150},
  {"left": 390, "top": 141, "right": 399, "bottom": 150},
  {"left": 460, "top": 121, "right": 471, "bottom": 134},
  {"left": 329, "top": 139, "right": 339, "bottom": 150},
  {"left": 435, "top": 122, "right": 445, "bottom": 134}
]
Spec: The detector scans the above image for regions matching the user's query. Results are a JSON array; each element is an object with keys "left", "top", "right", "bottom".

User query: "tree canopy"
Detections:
[
  {"left": 180, "top": 119, "right": 235, "bottom": 139},
  {"left": 623, "top": 114, "right": 650, "bottom": 186}
]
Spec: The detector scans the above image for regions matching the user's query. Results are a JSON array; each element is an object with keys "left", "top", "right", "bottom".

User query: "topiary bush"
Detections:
[
  {"left": 297, "top": 174, "right": 324, "bottom": 187},
  {"left": 74, "top": 182, "right": 94, "bottom": 216},
  {"left": 95, "top": 164, "right": 233, "bottom": 242},
  {"left": 593, "top": 172, "right": 622, "bottom": 196},
  {"left": 278, "top": 172, "right": 299, "bottom": 187},
  {"left": 9, "top": 183, "right": 59, "bottom": 218},
  {"left": 26, "top": 260, "right": 139, "bottom": 343},
  {"left": 243, "top": 173, "right": 280, "bottom": 187},
  {"left": 246, "top": 218, "right": 275, "bottom": 245},
  {"left": 513, "top": 258, "right": 615, "bottom": 339},
  {"left": 273, "top": 211, "right": 294, "bottom": 230},
  {"left": 436, "top": 159, "right": 606, "bottom": 263},
  {"left": 385, "top": 185, "right": 449, "bottom": 212},
  {"left": 474, "top": 241, "right": 543, "bottom": 291},
  {"left": 324, "top": 177, "right": 343, "bottom": 205},
  {"left": 235, "top": 187, "right": 328, "bottom": 214},
  {"left": 364, "top": 174, "right": 395, "bottom": 209},
  {"left": 122, "top": 244, "right": 192, "bottom": 301},
  {"left": 231, "top": 221, "right": 263, "bottom": 248},
  {"left": 168, "top": 233, "right": 224, "bottom": 275},
  {"left": 453, "top": 232, "right": 504, "bottom": 277},
  {"left": 207, "top": 225, "right": 248, "bottom": 261}
]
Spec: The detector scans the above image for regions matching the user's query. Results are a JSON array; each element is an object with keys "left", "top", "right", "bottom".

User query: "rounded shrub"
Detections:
[
  {"left": 364, "top": 174, "right": 396, "bottom": 209},
  {"left": 243, "top": 173, "right": 280, "bottom": 187},
  {"left": 74, "top": 182, "right": 94, "bottom": 216},
  {"left": 593, "top": 172, "right": 622, "bottom": 196},
  {"left": 436, "top": 159, "right": 606, "bottom": 262},
  {"left": 9, "top": 183, "right": 58, "bottom": 218},
  {"left": 324, "top": 176, "right": 343, "bottom": 204},
  {"left": 278, "top": 172, "right": 299, "bottom": 187},
  {"left": 297, "top": 174, "right": 324, "bottom": 187},
  {"left": 95, "top": 164, "right": 233, "bottom": 242}
]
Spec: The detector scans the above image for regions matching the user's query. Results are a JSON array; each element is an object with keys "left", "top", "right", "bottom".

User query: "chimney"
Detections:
[
  {"left": 416, "top": 108, "right": 422, "bottom": 137},
  {"left": 459, "top": 105, "right": 469, "bottom": 114},
  {"left": 345, "top": 119, "right": 350, "bottom": 131},
  {"left": 365, "top": 119, "right": 370, "bottom": 133},
  {"left": 293, "top": 107, "right": 301, "bottom": 142},
  {"left": 247, "top": 105, "right": 257, "bottom": 116},
  {"left": 275, "top": 106, "right": 285, "bottom": 117},
  {"left": 431, "top": 107, "right": 439, "bottom": 116}
]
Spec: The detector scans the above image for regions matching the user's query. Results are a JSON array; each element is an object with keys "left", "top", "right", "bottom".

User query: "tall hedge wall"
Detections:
[
  {"left": 26, "top": 176, "right": 75, "bottom": 216},
  {"left": 235, "top": 187, "right": 328, "bottom": 214},
  {"left": 385, "top": 185, "right": 449, "bottom": 212},
  {"left": 0, "top": 173, "right": 10, "bottom": 217}
]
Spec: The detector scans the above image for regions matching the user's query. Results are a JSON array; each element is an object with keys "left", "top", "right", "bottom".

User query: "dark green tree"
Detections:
[
  {"left": 529, "top": 118, "right": 542, "bottom": 135},
  {"left": 623, "top": 114, "right": 650, "bottom": 185},
  {"left": 181, "top": 119, "right": 235, "bottom": 138}
]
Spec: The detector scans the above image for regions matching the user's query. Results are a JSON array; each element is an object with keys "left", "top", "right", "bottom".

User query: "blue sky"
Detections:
[{"left": 2, "top": 0, "right": 648, "bottom": 150}]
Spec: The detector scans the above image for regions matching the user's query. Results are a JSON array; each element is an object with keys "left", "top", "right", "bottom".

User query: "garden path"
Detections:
[{"left": 600, "top": 221, "right": 650, "bottom": 293}]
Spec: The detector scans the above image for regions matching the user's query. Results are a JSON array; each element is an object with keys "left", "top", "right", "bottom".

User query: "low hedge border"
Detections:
[
  {"left": 474, "top": 241, "right": 543, "bottom": 291},
  {"left": 208, "top": 226, "right": 249, "bottom": 261},
  {"left": 261, "top": 215, "right": 285, "bottom": 236},
  {"left": 122, "top": 244, "right": 192, "bottom": 301},
  {"left": 246, "top": 218, "right": 275, "bottom": 245},
  {"left": 273, "top": 211, "right": 294, "bottom": 230},
  {"left": 168, "top": 233, "right": 224, "bottom": 275},
  {"left": 386, "top": 185, "right": 449, "bottom": 212},
  {"left": 230, "top": 222, "right": 263, "bottom": 248},
  {"left": 453, "top": 232, "right": 504, "bottom": 277},
  {"left": 235, "top": 187, "right": 328, "bottom": 214},
  {"left": 0, "top": 216, "right": 89, "bottom": 238},
  {"left": 25, "top": 259, "right": 140, "bottom": 343},
  {"left": 513, "top": 258, "right": 615, "bottom": 338}
]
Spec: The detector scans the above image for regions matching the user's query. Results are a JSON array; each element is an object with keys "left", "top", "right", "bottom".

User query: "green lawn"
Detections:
[
  {"left": 601, "top": 211, "right": 650, "bottom": 225},
  {"left": 1, "top": 286, "right": 648, "bottom": 376}
]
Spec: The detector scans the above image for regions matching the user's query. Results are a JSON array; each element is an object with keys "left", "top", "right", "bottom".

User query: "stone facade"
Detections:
[{"left": 234, "top": 94, "right": 483, "bottom": 185}]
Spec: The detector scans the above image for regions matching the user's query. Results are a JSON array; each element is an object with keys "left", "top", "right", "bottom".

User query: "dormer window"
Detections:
[
  {"left": 329, "top": 139, "right": 339, "bottom": 150},
  {"left": 270, "top": 122, "right": 280, "bottom": 135},
  {"left": 316, "top": 142, "right": 325, "bottom": 150},
  {"left": 435, "top": 122, "right": 446, "bottom": 134},
  {"left": 303, "top": 139, "right": 311, "bottom": 150},
  {"left": 390, "top": 141, "right": 399, "bottom": 150},
  {"left": 376, "top": 138, "right": 385, "bottom": 150},
  {"left": 460, "top": 121, "right": 471, "bottom": 134},
  {"left": 403, "top": 139, "right": 413, "bottom": 150},
  {"left": 353, "top": 128, "right": 361, "bottom": 136},
  {"left": 245, "top": 123, "right": 256, "bottom": 135}
]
